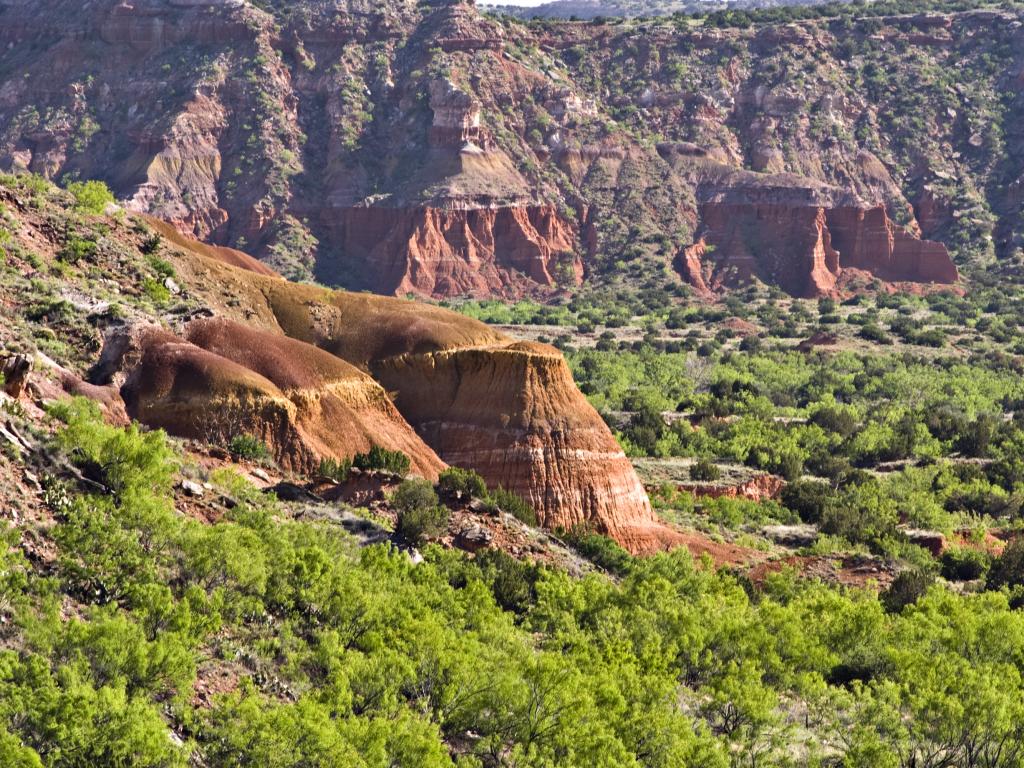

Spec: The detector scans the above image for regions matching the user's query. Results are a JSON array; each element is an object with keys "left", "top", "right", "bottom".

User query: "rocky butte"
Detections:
[
  {"left": 324, "top": 77, "right": 582, "bottom": 298},
  {"left": 82, "top": 225, "right": 681, "bottom": 553},
  {"left": 0, "top": 0, "right": 1009, "bottom": 296}
]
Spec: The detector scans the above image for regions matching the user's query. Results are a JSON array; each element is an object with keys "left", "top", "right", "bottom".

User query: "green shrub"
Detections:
[
  {"left": 392, "top": 479, "right": 448, "bottom": 543},
  {"left": 940, "top": 547, "right": 991, "bottom": 581},
  {"left": 488, "top": 487, "right": 538, "bottom": 526},
  {"left": 437, "top": 466, "right": 487, "bottom": 499},
  {"left": 858, "top": 323, "right": 892, "bottom": 344},
  {"left": 140, "top": 234, "right": 162, "bottom": 255},
  {"left": 141, "top": 277, "right": 170, "bottom": 304},
  {"left": 738, "top": 335, "right": 762, "bottom": 353},
  {"left": 882, "top": 569, "right": 935, "bottom": 613},
  {"left": 562, "top": 528, "right": 633, "bottom": 575},
  {"left": 48, "top": 398, "right": 176, "bottom": 501},
  {"left": 66, "top": 180, "right": 115, "bottom": 215},
  {"left": 59, "top": 234, "right": 97, "bottom": 264},
  {"left": 809, "top": 406, "right": 859, "bottom": 438},
  {"left": 0, "top": 728, "right": 42, "bottom": 768},
  {"left": 473, "top": 549, "right": 539, "bottom": 614},
  {"left": 146, "top": 255, "right": 175, "bottom": 279},
  {"left": 689, "top": 459, "right": 721, "bottom": 482},
  {"left": 781, "top": 481, "right": 837, "bottom": 525},
  {"left": 352, "top": 445, "right": 410, "bottom": 476},
  {"left": 228, "top": 434, "right": 269, "bottom": 461},
  {"left": 317, "top": 457, "right": 351, "bottom": 483},
  {"left": 987, "top": 539, "right": 1024, "bottom": 591}
]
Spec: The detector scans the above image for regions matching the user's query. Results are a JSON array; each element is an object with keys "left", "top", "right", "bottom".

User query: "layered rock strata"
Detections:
[
  {"left": 679, "top": 172, "right": 958, "bottom": 297},
  {"left": 114, "top": 319, "right": 446, "bottom": 477},
  {"left": 151, "top": 234, "right": 676, "bottom": 552},
  {"left": 323, "top": 78, "right": 581, "bottom": 298},
  {"left": 0, "top": 0, "right": 1002, "bottom": 298},
  {"left": 370, "top": 341, "right": 675, "bottom": 551}
]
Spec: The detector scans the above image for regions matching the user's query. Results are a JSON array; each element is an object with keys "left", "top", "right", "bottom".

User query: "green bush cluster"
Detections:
[
  {"left": 486, "top": 487, "right": 538, "bottom": 526},
  {"left": 65, "top": 180, "right": 115, "bottom": 215},
  {"left": 560, "top": 528, "right": 633, "bottom": 575},
  {"left": 352, "top": 445, "right": 410, "bottom": 476},
  {"left": 392, "top": 479, "right": 449, "bottom": 544},
  {"left": 3, "top": 400, "right": 1024, "bottom": 766},
  {"left": 437, "top": 466, "right": 488, "bottom": 500},
  {"left": 689, "top": 458, "right": 721, "bottom": 482},
  {"left": 228, "top": 433, "right": 269, "bottom": 461},
  {"left": 436, "top": 467, "right": 539, "bottom": 527},
  {"left": 317, "top": 456, "right": 352, "bottom": 482},
  {"left": 59, "top": 234, "right": 97, "bottom": 265}
]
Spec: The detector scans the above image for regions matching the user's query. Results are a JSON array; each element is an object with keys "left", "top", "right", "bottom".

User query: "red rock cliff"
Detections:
[
  {"left": 159, "top": 238, "right": 675, "bottom": 552},
  {"left": 320, "top": 78, "right": 581, "bottom": 299},
  {"left": 370, "top": 340, "right": 679, "bottom": 552},
  {"left": 329, "top": 203, "right": 579, "bottom": 299},
  {"left": 681, "top": 172, "right": 958, "bottom": 297}
]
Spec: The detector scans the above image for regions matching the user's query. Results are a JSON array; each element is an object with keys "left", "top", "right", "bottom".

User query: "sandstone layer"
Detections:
[
  {"left": 150, "top": 232, "right": 677, "bottom": 553},
  {"left": 677, "top": 170, "right": 959, "bottom": 298},
  {"left": 370, "top": 341, "right": 675, "bottom": 551},
  {"left": 326, "top": 203, "right": 578, "bottom": 298},
  {"left": 115, "top": 318, "right": 446, "bottom": 477}
]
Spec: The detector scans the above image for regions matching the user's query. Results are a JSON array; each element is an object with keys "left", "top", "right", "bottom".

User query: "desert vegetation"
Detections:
[
  {"left": 3, "top": 0, "right": 1024, "bottom": 763},
  {"left": 5, "top": 399, "right": 1024, "bottom": 766}
]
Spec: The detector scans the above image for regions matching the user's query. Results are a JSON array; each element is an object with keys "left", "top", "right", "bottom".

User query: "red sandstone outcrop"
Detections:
[
  {"left": 152, "top": 235, "right": 676, "bottom": 553},
  {"left": 113, "top": 319, "right": 445, "bottom": 477},
  {"left": 679, "top": 171, "right": 958, "bottom": 298},
  {"left": 331, "top": 203, "right": 579, "bottom": 298},
  {"left": 679, "top": 473, "right": 785, "bottom": 503},
  {"left": 321, "top": 76, "right": 581, "bottom": 299},
  {"left": 370, "top": 340, "right": 675, "bottom": 551}
]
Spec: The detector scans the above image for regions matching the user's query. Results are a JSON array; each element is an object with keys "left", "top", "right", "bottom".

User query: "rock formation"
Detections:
[
  {"left": 679, "top": 473, "right": 785, "bottom": 503},
  {"left": 147, "top": 233, "right": 678, "bottom": 552},
  {"left": 677, "top": 170, "right": 958, "bottom": 298},
  {"left": 370, "top": 341, "right": 674, "bottom": 551},
  {"left": 0, "top": 0, "right": 1006, "bottom": 297},
  {"left": 328, "top": 202, "right": 578, "bottom": 297},
  {"left": 322, "top": 77, "right": 581, "bottom": 298},
  {"left": 113, "top": 318, "right": 446, "bottom": 477}
]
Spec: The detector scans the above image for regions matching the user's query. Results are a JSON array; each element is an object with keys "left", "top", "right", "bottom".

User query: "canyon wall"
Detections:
[
  {"left": 0, "top": 1, "right": 1014, "bottom": 296},
  {"left": 326, "top": 203, "right": 578, "bottom": 298},
  {"left": 678, "top": 172, "right": 958, "bottom": 297}
]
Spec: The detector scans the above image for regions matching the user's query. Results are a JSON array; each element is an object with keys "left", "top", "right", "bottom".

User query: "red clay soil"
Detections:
[
  {"left": 144, "top": 216, "right": 280, "bottom": 278},
  {"left": 669, "top": 530, "right": 766, "bottom": 567},
  {"left": 748, "top": 554, "right": 898, "bottom": 591}
]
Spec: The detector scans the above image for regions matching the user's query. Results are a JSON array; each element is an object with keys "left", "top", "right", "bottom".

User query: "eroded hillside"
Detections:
[
  {"left": 0, "top": 0, "right": 1016, "bottom": 299},
  {"left": 0, "top": 173, "right": 682, "bottom": 552}
]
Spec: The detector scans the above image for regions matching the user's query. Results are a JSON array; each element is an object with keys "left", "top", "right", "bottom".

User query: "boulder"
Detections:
[{"left": 1, "top": 354, "right": 31, "bottom": 399}]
